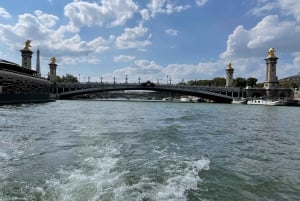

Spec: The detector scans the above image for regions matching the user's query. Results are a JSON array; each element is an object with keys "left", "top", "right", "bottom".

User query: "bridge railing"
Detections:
[
  {"left": 54, "top": 82, "right": 246, "bottom": 103},
  {"left": 54, "top": 82, "right": 243, "bottom": 94}
]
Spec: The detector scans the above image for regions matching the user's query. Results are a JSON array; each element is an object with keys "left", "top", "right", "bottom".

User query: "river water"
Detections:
[{"left": 0, "top": 100, "right": 299, "bottom": 201}]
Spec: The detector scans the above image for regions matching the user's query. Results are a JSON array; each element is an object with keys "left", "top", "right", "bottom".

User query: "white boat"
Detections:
[
  {"left": 191, "top": 96, "right": 203, "bottom": 102},
  {"left": 180, "top": 96, "right": 192, "bottom": 102},
  {"left": 232, "top": 98, "right": 247, "bottom": 104},
  {"left": 247, "top": 99, "right": 284, "bottom": 106}
]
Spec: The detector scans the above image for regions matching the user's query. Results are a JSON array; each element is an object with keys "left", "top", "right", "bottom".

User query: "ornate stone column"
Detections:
[
  {"left": 226, "top": 62, "right": 234, "bottom": 87},
  {"left": 20, "top": 40, "right": 33, "bottom": 70},
  {"left": 49, "top": 57, "right": 57, "bottom": 82},
  {"left": 264, "top": 48, "right": 279, "bottom": 89}
]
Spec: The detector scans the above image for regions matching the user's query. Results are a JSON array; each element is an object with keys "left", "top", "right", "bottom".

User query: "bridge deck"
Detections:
[{"left": 54, "top": 82, "right": 242, "bottom": 103}]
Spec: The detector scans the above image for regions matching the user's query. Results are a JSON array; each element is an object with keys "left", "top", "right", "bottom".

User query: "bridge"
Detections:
[{"left": 53, "top": 82, "right": 244, "bottom": 103}]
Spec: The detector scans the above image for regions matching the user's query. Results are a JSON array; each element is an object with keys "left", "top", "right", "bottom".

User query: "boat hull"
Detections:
[
  {"left": 247, "top": 99, "right": 284, "bottom": 106},
  {"left": 232, "top": 99, "right": 247, "bottom": 104}
]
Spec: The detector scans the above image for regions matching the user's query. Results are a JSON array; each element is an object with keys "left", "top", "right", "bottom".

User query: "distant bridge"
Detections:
[{"left": 53, "top": 82, "right": 244, "bottom": 103}]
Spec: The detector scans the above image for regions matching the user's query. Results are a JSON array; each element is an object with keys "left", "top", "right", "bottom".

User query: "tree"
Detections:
[
  {"left": 234, "top": 77, "right": 247, "bottom": 88},
  {"left": 280, "top": 81, "right": 298, "bottom": 88},
  {"left": 212, "top": 77, "right": 226, "bottom": 86},
  {"left": 246, "top": 77, "right": 258, "bottom": 87},
  {"left": 256, "top": 83, "right": 264, "bottom": 88},
  {"left": 55, "top": 74, "right": 79, "bottom": 83}
]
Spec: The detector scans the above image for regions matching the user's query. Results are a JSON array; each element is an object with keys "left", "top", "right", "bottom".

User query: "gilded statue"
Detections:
[
  {"left": 50, "top": 57, "right": 56, "bottom": 63},
  {"left": 268, "top": 48, "right": 276, "bottom": 57},
  {"left": 227, "top": 62, "right": 233, "bottom": 69},
  {"left": 24, "top": 40, "right": 32, "bottom": 50}
]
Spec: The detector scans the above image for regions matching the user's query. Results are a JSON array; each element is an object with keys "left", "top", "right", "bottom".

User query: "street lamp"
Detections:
[
  {"left": 138, "top": 77, "right": 141, "bottom": 84},
  {"left": 166, "top": 75, "right": 169, "bottom": 85},
  {"left": 125, "top": 74, "right": 128, "bottom": 84}
]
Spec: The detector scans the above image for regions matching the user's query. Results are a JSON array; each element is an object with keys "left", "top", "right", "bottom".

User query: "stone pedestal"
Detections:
[
  {"left": 20, "top": 48, "right": 33, "bottom": 70},
  {"left": 226, "top": 62, "right": 234, "bottom": 87},
  {"left": 49, "top": 57, "right": 57, "bottom": 82}
]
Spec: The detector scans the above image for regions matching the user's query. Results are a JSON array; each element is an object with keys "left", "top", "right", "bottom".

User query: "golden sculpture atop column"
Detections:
[
  {"left": 267, "top": 48, "right": 276, "bottom": 58},
  {"left": 50, "top": 57, "right": 56, "bottom": 64},
  {"left": 24, "top": 40, "right": 32, "bottom": 50},
  {"left": 227, "top": 62, "right": 233, "bottom": 69}
]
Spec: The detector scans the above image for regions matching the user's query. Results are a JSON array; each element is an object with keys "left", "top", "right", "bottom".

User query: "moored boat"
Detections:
[
  {"left": 180, "top": 96, "right": 192, "bottom": 102},
  {"left": 231, "top": 98, "right": 247, "bottom": 104},
  {"left": 247, "top": 98, "right": 284, "bottom": 106}
]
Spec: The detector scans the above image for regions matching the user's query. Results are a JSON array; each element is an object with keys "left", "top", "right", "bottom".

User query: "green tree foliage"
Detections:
[
  {"left": 234, "top": 77, "right": 247, "bottom": 88},
  {"left": 187, "top": 78, "right": 225, "bottom": 87},
  {"left": 212, "top": 77, "right": 226, "bottom": 86},
  {"left": 246, "top": 77, "right": 258, "bottom": 87},
  {"left": 255, "top": 83, "right": 264, "bottom": 88},
  {"left": 187, "top": 76, "right": 260, "bottom": 88},
  {"left": 279, "top": 81, "right": 298, "bottom": 88},
  {"left": 55, "top": 74, "right": 78, "bottom": 83}
]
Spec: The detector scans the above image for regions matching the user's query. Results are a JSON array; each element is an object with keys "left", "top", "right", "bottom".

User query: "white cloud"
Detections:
[
  {"left": 64, "top": 0, "right": 138, "bottom": 28},
  {"left": 0, "top": 11, "right": 110, "bottom": 64},
  {"left": 221, "top": 15, "right": 300, "bottom": 59},
  {"left": 147, "top": 0, "right": 191, "bottom": 18},
  {"left": 59, "top": 55, "right": 101, "bottom": 65},
  {"left": 105, "top": 60, "right": 163, "bottom": 83},
  {"left": 34, "top": 10, "right": 59, "bottom": 28},
  {"left": 250, "top": 2, "right": 278, "bottom": 16},
  {"left": 251, "top": 0, "right": 300, "bottom": 21},
  {"left": 115, "top": 25, "right": 151, "bottom": 50},
  {"left": 293, "top": 52, "right": 300, "bottom": 68},
  {"left": 114, "top": 55, "right": 135, "bottom": 62},
  {"left": 195, "top": 0, "right": 208, "bottom": 7},
  {"left": 165, "top": 28, "right": 178, "bottom": 36},
  {"left": 0, "top": 7, "right": 11, "bottom": 19},
  {"left": 104, "top": 59, "right": 230, "bottom": 84},
  {"left": 278, "top": 0, "right": 300, "bottom": 21},
  {"left": 140, "top": 9, "right": 150, "bottom": 21}
]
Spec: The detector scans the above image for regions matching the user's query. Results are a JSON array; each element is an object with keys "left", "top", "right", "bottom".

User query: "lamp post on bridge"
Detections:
[
  {"left": 158, "top": 78, "right": 163, "bottom": 85},
  {"left": 100, "top": 76, "right": 103, "bottom": 84},
  {"left": 113, "top": 76, "right": 116, "bottom": 84},
  {"left": 125, "top": 74, "right": 128, "bottom": 84},
  {"left": 138, "top": 77, "right": 141, "bottom": 84},
  {"left": 169, "top": 78, "right": 172, "bottom": 85},
  {"left": 166, "top": 75, "right": 169, "bottom": 85}
]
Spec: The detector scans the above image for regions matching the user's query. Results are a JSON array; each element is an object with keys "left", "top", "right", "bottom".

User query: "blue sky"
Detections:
[{"left": 0, "top": 0, "right": 300, "bottom": 83}]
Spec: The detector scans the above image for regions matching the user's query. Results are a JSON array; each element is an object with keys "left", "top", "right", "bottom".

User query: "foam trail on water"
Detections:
[
  {"left": 36, "top": 143, "right": 126, "bottom": 201},
  {"left": 156, "top": 158, "right": 210, "bottom": 201},
  {"left": 112, "top": 158, "right": 210, "bottom": 201}
]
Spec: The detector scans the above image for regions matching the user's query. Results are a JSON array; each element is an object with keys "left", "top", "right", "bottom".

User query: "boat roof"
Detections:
[{"left": 0, "top": 59, "right": 38, "bottom": 75}]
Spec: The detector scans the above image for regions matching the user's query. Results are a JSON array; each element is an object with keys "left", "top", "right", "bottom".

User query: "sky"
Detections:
[{"left": 0, "top": 0, "right": 300, "bottom": 84}]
